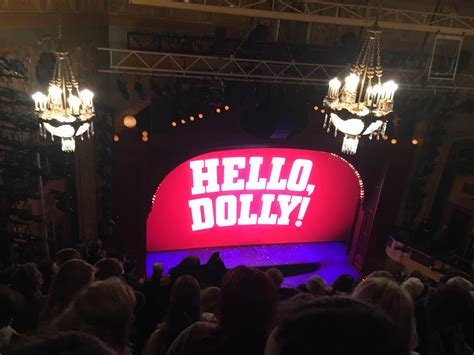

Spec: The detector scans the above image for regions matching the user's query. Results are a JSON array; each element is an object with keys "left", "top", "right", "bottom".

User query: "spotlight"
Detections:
[
  {"left": 113, "top": 135, "right": 119, "bottom": 142},
  {"left": 224, "top": 105, "right": 230, "bottom": 111},
  {"left": 142, "top": 130, "right": 148, "bottom": 137},
  {"left": 171, "top": 122, "right": 177, "bottom": 127},
  {"left": 198, "top": 113, "right": 204, "bottom": 119},
  {"left": 181, "top": 119, "right": 186, "bottom": 125},
  {"left": 313, "top": 105, "right": 319, "bottom": 111},
  {"left": 411, "top": 139, "right": 419, "bottom": 145},
  {"left": 383, "top": 135, "right": 389, "bottom": 141},
  {"left": 189, "top": 116, "right": 195, "bottom": 121},
  {"left": 142, "top": 136, "right": 149, "bottom": 142},
  {"left": 216, "top": 108, "right": 221, "bottom": 113},
  {"left": 391, "top": 138, "right": 397, "bottom": 145},
  {"left": 123, "top": 115, "right": 137, "bottom": 128}
]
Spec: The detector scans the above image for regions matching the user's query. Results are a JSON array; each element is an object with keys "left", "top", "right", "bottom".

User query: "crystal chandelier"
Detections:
[
  {"left": 32, "top": 6, "right": 94, "bottom": 152},
  {"left": 323, "top": 27, "right": 398, "bottom": 155}
]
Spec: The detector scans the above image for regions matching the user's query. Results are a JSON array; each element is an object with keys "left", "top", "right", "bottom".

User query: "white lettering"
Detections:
[
  {"left": 277, "top": 195, "right": 303, "bottom": 225},
  {"left": 190, "top": 159, "right": 220, "bottom": 195},
  {"left": 215, "top": 195, "right": 237, "bottom": 227},
  {"left": 222, "top": 157, "right": 246, "bottom": 191},
  {"left": 246, "top": 157, "right": 267, "bottom": 190},
  {"left": 237, "top": 194, "right": 258, "bottom": 225},
  {"left": 266, "top": 157, "right": 287, "bottom": 190},
  {"left": 189, "top": 198, "right": 214, "bottom": 231},
  {"left": 258, "top": 194, "right": 278, "bottom": 224},
  {"left": 287, "top": 159, "right": 313, "bottom": 192}
]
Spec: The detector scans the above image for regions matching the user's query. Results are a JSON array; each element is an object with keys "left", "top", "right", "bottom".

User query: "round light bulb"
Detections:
[
  {"left": 216, "top": 108, "right": 221, "bottom": 113},
  {"left": 171, "top": 121, "right": 177, "bottom": 127},
  {"left": 198, "top": 113, "right": 204, "bottom": 119},
  {"left": 411, "top": 139, "right": 418, "bottom": 145},
  {"left": 391, "top": 138, "right": 397, "bottom": 145},
  {"left": 142, "top": 136, "right": 149, "bottom": 142},
  {"left": 113, "top": 135, "right": 119, "bottom": 142},
  {"left": 123, "top": 115, "right": 137, "bottom": 128},
  {"left": 224, "top": 105, "right": 230, "bottom": 111},
  {"left": 189, "top": 116, "right": 195, "bottom": 121},
  {"left": 142, "top": 131, "right": 148, "bottom": 137},
  {"left": 181, "top": 119, "right": 186, "bottom": 125}
]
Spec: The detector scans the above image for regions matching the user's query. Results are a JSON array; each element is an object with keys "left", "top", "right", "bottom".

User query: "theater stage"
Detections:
[{"left": 146, "top": 241, "right": 359, "bottom": 287}]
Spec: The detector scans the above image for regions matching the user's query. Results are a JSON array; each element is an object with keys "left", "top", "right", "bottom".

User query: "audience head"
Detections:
[
  {"left": 165, "top": 275, "right": 201, "bottom": 338},
  {"left": 219, "top": 266, "right": 278, "bottom": 337},
  {"left": 266, "top": 268, "right": 284, "bottom": 288},
  {"left": 331, "top": 274, "right": 355, "bottom": 294},
  {"left": 56, "top": 277, "right": 135, "bottom": 353},
  {"left": 152, "top": 262, "right": 164, "bottom": 278},
  {"left": 0, "top": 285, "right": 18, "bottom": 328},
  {"left": 425, "top": 283, "right": 473, "bottom": 329},
  {"left": 352, "top": 277, "right": 415, "bottom": 350},
  {"left": 94, "top": 258, "right": 123, "bottom": 281},
  {"left": 402, "top": 277, "right": 425, "bottom": 300},
  {"left": 266, "top": 297, "right": 405, "bottom": 355},
  {"left": 366, "top": 270, "right": 393, "bottom": 280},
  {"left": 10, "top": 262, "right": 43, "bottom": 299},
  {"left": 5, "top": 331, "right": 115, "bottom": 355},
  {"left": 56, "top": 248, "right": 81, "bottom": 267},
  {"left": 446, "top": 276, "right": 472, "bottom": 292},
  {"left": 305, "top": 275, "right": 329, "bottom": 296},
  {"left": 41, "top": 259, "right": 95, "bottom": 322},
  {"left": 201, "top": 286, "right": 221, "bottom": 314}
]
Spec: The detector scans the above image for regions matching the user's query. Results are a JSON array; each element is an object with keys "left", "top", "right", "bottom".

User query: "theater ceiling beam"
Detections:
[
  {"left": 98, "top": 48, "right": 474, "bottom": 93},
  {"left": 130, "top": 0, "right": 474, "bottom": 36}
]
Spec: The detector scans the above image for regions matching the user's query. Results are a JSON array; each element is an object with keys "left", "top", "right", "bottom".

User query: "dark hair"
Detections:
[
  {"left": 56, "top": 248, "right": 81, "bottom": 267},
  {"left": 269, "top": 297, "right": 406, "bottom": 355},
  {"left": 10, "top": 263, "right": 42, "bottom": 299},
  {"left": 164, "top": 275, "right": 201, "bottom": 340},
  {"left": 365, "top": 270, "right": 393, "bottom": 280},
  {"left": 55, "top": 278, "right": 135, "bottom": 353},
  {"left": 0, "top": 285, "right": 18, "bottom": 327},
  {"left": 219, "top": 266, "right": 278, "bottom": 337},
  {"left": 40, "top": 259, "right": 95, "bottom": 323},
  {"left": 94, "top": 258, "right": 123, "bottom": 281},
  {"left": 331, "top": 274, "right": 355, "bottom": 294},
  {"left": 5, "top": 331, "right": 115, "bottom": 355}
]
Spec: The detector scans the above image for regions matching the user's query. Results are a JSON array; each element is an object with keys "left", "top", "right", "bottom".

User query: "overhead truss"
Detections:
[
  {"left": 98, "top": 47, "right": 474, "bottom": 93},
  {"left": 130, "top": 0, "right": 474, "bottom": 36}
]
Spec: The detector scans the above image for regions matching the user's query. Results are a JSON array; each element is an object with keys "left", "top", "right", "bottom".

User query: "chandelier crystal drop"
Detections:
[
  {"left": 323, "top": 27, "right": 398, "bottom": 155},
  {"left": 32, "top": 7, "right": 94, "bottom": 152}
]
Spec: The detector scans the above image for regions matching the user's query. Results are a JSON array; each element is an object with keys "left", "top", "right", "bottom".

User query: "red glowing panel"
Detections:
[{"left": 147, "top": 148, "right": 363, "bottom": 252}]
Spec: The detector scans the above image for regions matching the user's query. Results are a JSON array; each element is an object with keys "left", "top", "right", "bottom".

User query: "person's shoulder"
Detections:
[{"left": 166, "top": 322, "right": 216, "bottom": 355}]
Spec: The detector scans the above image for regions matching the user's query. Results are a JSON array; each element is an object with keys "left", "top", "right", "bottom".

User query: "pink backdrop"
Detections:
[{"left": 146, "top": 148, "right": 363, "bottom": 252}]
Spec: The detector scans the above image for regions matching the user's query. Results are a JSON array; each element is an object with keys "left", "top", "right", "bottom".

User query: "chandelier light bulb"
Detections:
[
  {"left": 344, "top": 74, "right": 359, "bottom": 93},
  {"left": 123, "top": 115, "right": 137, "bottom": 128},
  {"left": 32, "top": 92, "right": 47, "bottom": 110},
  {"left": 67, "top": 95, "right": 81, "bottom": 115},
  {"left": 80, "top": 89, "right": 94, "bottom": 107},
  {"left": 328, "top": 78, "right": 341, "bottom": 98}
]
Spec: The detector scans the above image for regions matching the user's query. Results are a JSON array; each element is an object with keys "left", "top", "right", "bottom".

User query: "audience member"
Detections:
[
  {"left": 37, "top": 260, "right": 57, "bottom": 295},
  {"left": 56, "top": 277, "right": 136, "bottom": 354},
  {"left": 10, "top": 262, "right": 45, "bottom": 332},
  {"left": 55, "top": 248, "right": 81, "bottom": 267},
  {"left": 167, "top": 266, "right": 278, "bottom": 355},
  {"left": 331, "top": 274, "right": 355, "bottom": 295},
  {"left": 446, "top": 276, "right": 472, "bottom": 292},
  {"left": 266, "top": 268, "right": 284, "bottom": 288},
  {"left": 143, "top": 275, "right": 201, "bottom": 355},
  {"left": 402, "top": 277, "right": 425, "bottom": 301},
  {"left": 305, "top": 275, "right": 330, "bottom": 297},
  {"left": 5, "top": 331, "right": 115, "bottom": 355},
  {"left": 40, "top": 259, "right": 95, "bottom": 324},
  {"left": 352, "top": 277, "right": 417, "bottom": 352},
  {"left": 366, "top": 270, "right": 394, "bottom": 280},
  {"left": 265, "top": 297, "right": 406, "bottom": 355},
  {"left": 202, "top": 252, "right": 227, "bottom": 287},
  {"left": 201, "top": 287, "right": 221, "bottom": 315},
  {"left": 0, "top": 285, "right": 19, "bottom": 349},
  {"left": 95, "top": 258, "right": 123, "bottom": 281}
]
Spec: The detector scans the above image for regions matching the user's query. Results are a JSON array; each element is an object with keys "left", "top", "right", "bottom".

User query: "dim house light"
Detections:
[
  {"left": 215, "top": 108, "right": 221, "bottom": 113},
  {"left": 113, "top": 135, "right": 119, "bottom": 142},
  {"left": 181, "top": 119, "right": 186, "bottom": 125},
  {"left": 391, "top": 138, "right": 397, "bottom": 145},
  {"left": 224, "top": 105, "right": 230, "bottom": 111},
  {"left": 412, "top": 139, "right": 419, "bottom": 145},
  {"left": 171, "top": 121, "right": 177, "bottom": 127},
  {"left": 198, "top": 113, "right": 204, "bottom": 119}
]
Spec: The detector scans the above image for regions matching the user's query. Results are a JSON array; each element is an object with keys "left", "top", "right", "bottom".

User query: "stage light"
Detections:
[
  {"left": 391, "top": 138, "right": 397, "bottom": 145},
  {"left": 189, "top": 116, "right": 195, "bottom": 121},
  {"left": 123, "top": 115, "right": 137, "bottom": 128},
  {"left": 113, "top": 135, "right": 119, "bottom": 142},
  {"left": 198, "top": 113, "right": 204, "bottom": 119},
  {"left": 313, "top": 105, "right": 319, "bottom": 111},
  {"left": 224, "top": 105, "right": 230, "bottom": 111},
  {"left": 412, "top": 139, "right": 419, "bottom": 145},
  {"left": 181, "top": 119, "right": 186, "bottom": 125},
  {"left": 142, "top": 130, "right": 148, "bottom": 137},
  {"left": 142, "top": 135, "right": 149, "bottom": 142},
  {"left": 171, "top": 121, "right": 177, "bottom": 127},
  {"left": 216, "top": 108, "right": 221, "bottom": 113},
  {"left": 383, "top": 135, "right": 389, "bottom": 141}
]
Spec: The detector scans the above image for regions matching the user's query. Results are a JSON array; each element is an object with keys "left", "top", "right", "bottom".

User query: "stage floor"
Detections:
[{"left": 146, "top": 242, "right": 359, "bottom": 287}]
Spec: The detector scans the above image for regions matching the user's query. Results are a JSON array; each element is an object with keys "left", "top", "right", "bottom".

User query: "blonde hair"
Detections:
[
  {"left": 56, "top": 277, "right": 135, "bottom": 354},
  {"left": 352, "top": 277, "right": 416, "bottom": 350}
]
